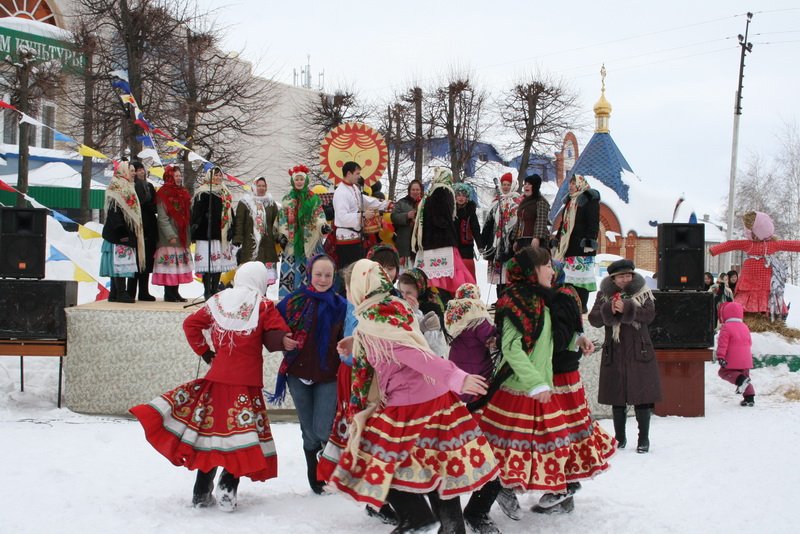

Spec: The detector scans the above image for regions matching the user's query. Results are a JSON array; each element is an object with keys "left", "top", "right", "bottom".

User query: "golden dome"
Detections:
[
  {"left": 594, "top": 90, "right": 612, "bottom": 117},
  {"left": 594, "top": 64, "right": 612, "bottom": 132}
]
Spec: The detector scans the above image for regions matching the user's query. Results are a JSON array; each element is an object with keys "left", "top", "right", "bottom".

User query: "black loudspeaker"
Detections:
[
  {"left": 0, "top": 280, "right": 78, "bottom": 339},
  {"left": 657, "top": 223, "right": 704, "bottom": 291},
  {"left": 650, "top": 290, "right": 715, "bottom": 349},
  {"left": 0, "top": 207, "right": 47, "bottom": 279}
]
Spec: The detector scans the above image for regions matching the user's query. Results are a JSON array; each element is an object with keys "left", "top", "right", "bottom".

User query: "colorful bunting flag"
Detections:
[
  {"left": 167, "top": 140, "right": 191, "bottom": 151},
  {"left": 109, "top": 69, "right": 129, "bottom": 82},
  {"left": 51, "top": 210, "right": 75, "bottom": 224},
  {"left": 148, "top": 166, "right": 165, "bottom": 179},
  {"left": 47, "top": 245, "right": 70, "bottom": 262},
  {"left": 0, "top": 100, "right": 16, "bottom": 110},
  {"left": 73, "top": 264, "right": 96, "bottom": 283},
  {"left": 111, "top": 79, "right": 132, "bottom": 94},
  {"left": 77, "top": 225, "right": 102, "bottom": 239},
  {"left": 136, "top": 135, "right": 155, "bottom": 148},
  {"left": 0, "top": 178, "right": 15, "bottom": 192},
  {"left": 78, "top": 145, "right": 109, "bottom": 159},
  {"left": 20, "top": 113, "right": 45, "bottom": 127},
  {"left": 53, "top": 131, "right": 78, "bottom": 144},
  {"left": 95, "top": 282, "right": 110, "bottom": 301},
  {"left": 152, "top": 128, "right": 173, "bottom": 140}
]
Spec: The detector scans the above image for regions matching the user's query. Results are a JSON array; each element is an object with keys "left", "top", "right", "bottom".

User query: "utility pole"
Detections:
[{"left": 726, "top": 12, "right": 754, "bottom": 265}]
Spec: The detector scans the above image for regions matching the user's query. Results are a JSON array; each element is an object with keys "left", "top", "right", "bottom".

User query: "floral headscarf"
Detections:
[
  {"left": 554, "top": 174, "right": 590, "bottom": 260},
  {"left": 282, "top": 164, "right": 321, "bottom": 261},
  {"left": 401, "top": 267, "right": 445, "bottom": 317},
  {"left": 495, "top": 250, "right": 552, "bottom": 352},
  {"left": 156, "top": 165, "right": 190, "bottom": 248},
  {"left": 192, "top": 166, "right": 234, "bottom": 248},
  {"left": 445, "top": 283, "right": 491, "bottom": 339},
  {"left": 105, "top": 162, "right": 145, "bottom": 269}
]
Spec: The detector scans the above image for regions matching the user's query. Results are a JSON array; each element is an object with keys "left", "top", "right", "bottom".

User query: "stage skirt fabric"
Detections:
[
  {"left": 563, "top": 255, "right": 597, "bottom": 291},
  {"left": 129, "top": 378, "right": 278, "bottom": 481},
  {"left": 151, "top": 246, "right": 194, "bottom": 285},
  {"left": 415, "top": 247, "right": 476, "bottom": 294},
  {"left": 317, "top": 363, "right": 352, "bottom": 483},
  {"left": 194, "top": 240, "right": 237, "bottom": 274},
  {"left": 330, "top": 392, "right": 499, "bottom": 509},
  {"left": 478, "top": 386, "right": 576, "bottom": 493},
  {"left": 99, "top": 239, "right": 136, "bottom": 278},
  {"left": 550, "top": 371, "right": 616, "bottom": 481}
]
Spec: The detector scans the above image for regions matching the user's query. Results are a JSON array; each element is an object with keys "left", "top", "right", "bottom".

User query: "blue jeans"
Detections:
[{"left": 287, "top": 375, "right": 338, "bottom": 452}]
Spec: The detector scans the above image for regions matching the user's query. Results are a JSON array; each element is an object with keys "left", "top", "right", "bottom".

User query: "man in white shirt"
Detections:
[{"left": 332, "top": 161, "right": 391, "bottom": 269}]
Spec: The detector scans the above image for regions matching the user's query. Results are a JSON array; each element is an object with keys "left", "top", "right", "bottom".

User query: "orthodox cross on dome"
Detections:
[
  {"left": 601, "top": 63, "right": 606, "bottom": 92},
  {"left": 593, "top": 64, "right": 612, "bottom": 133},
  {"left": 0, "top": 0, "right": 57, "bottom": 25}
]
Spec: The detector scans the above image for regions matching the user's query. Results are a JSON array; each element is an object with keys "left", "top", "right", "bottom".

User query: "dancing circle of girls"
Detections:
[{"left": 131, "top": 243, "right": 627, "bottom": 534}]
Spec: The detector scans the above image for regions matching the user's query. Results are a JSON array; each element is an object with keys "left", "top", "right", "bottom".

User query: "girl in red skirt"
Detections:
[
  {"left": 463, "top": 246, "right": 578, "bottom": 532},
  {"left": 330, "top": 259, "right": 499, "bottom": 533},
  {"left": 130, "top": 262, "right": 294, "bottom": 511}
]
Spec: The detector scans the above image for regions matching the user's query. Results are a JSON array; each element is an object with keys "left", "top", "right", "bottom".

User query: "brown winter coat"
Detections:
[{"left": 588, "top": 273, "right": 662, "bottom": 406}]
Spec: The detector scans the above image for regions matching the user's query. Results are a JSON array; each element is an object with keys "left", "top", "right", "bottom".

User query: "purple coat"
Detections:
[
  {"left": 448, "top": 319, "right": 496, "bottom": 401},
  {"left": 717, "top": 302, "right": 753, "bottom": 369}
]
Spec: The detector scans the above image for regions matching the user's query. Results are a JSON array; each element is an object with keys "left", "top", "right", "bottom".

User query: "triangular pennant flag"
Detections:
[
  {"left": 78, "top": 225, "right": 102, "bottom": 239},
  {"left": 95, "top": 282, "right": 110, "bottom": 301},
  {"left": 148, "top": 166, "right": 165, "bottom": 179},
  {"left": 53, "top": 130, "right": 78, "bottom": 144},
  {"left": 47, "top": 245, "right": 70, "bottom": 262},
  {"left": 0, "top": 178, "right": 15, "bottom": 192},
  {"left": 152, "top": 128, "right": 173, "bottom": 140},
  {"left": 119, "top": 94, "right": 136, "bottom": 106},
  {"left": 78, "top": 145, "right": 109, "bottom": 159},
  {"left": 202, "top": 162, "right": 214, "bottom": 172},
  {"left": 225, "top": 173, "right": 245, "bottom": 186},
  {"left": 51, "top": 210, "right": 75, "bottom": 224},
  {"left": 73, "top": 264, "right": 96, "bottom": 283},
  {"left": 109, "top": 69, "right": 129, "bottom": 82},
  {"left": 167, "top": 140, "right": 191, "bottom": 151},
  {"left": 19, "top": 113, "right": 44, "bottom": 127},
  {"left": 136, "top": 135, "right": 155, "bottom": 148},
  {"left": 111, "top": 79, "right": 132, "bottom": 94},
  {"left": 0, "top": 100, "right": 16, "bottom": 110}
]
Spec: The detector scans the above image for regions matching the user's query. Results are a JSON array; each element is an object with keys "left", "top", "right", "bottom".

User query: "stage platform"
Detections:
[{"left": 65, "top": 299, "right": 294, "bottom": 416}]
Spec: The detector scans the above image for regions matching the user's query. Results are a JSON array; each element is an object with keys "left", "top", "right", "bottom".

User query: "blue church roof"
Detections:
[{"left": 548, "top": 132, "right": 634, "bottom": 221}]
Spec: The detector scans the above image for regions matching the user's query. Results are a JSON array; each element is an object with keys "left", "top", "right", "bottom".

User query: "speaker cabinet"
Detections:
[
  {"left": 0, "top": 280, "right": 78, "bottom": 339},
  {"left": 657, "top": 223, "right": 704, "bottom": 291},
  {"left": 650, "top": 290, "right": 715, "bottom": 349},
  {"left": 0, "top": 207, "right": 47, "bottom": 279}
]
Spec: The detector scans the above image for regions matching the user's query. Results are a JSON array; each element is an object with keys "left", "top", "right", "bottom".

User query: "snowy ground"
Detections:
[{"left": 2, "top": 356, "right": 799, "bottom": 533}]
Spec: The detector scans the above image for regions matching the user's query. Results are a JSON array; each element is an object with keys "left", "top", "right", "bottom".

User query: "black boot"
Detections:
[
  {"left": 612, "top": 405, "right": 627, "bottom": 449},
  {"left": 576, "top": 287, "right": 589, "bottom": 314},
  {"left": 740, "top": 395, "right": 755, "bottom": 407},
  {"left": 635, "top": 405, "right": 651, "bottom": 453},
  {"left": 210, "top": 273, "right": 222, "bottom": 296},
  {"left": 303, "top": 447, "right": 325, "bottom": 494},
  {"left": 463, "top": 479, "right": 501, "bottom": 534},
  {"left": 173, "top": 285, "right": 187, "bottom": 302},
  {"left": 164, "top": 285, "right": 178, "bottom": 302},
  {"left": 113, "top": 277, "right": 134, "bottom": 303},
  {"left": 365, "top": 504, "right": 399, "bottom": 525},
  {"left": 137, "top": 273, "right": 156, "bottom": 301},
  {"left": 386, "top": 489, "right": 438, "bottom": 533},
  {"left": 192, "top": 467, "right": 217, "bottom": 508},
  {"left": 216, "top": 469, "right": 239, "bottom": 512},
  {"left": 108, "top": 278, "right": 118, "bottom": 302},
  {"left": 428, "top": 492, "right": 465, "bottom": 534},
  {"left": 126, "top": 276, "right": 138, "bottom": 301},
  {"left": 202, "top": 274, "right": 213, "bottom": 300}
]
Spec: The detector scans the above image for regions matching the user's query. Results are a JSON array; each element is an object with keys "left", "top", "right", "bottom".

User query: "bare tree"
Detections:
[{"left": 499, "top": 72, "right": 581, "bottom": 188}]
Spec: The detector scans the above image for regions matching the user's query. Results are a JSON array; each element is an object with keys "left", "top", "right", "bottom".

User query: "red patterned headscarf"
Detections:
[{"left": 156, "top": 166, "right": 191, "bottom": 247}]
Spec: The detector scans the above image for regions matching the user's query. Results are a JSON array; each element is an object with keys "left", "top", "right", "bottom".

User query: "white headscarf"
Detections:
[{"left": 207, "top": 261, "right": 269, "bottom": 333}]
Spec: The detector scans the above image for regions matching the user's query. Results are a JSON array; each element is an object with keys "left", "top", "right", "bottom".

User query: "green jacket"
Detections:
[{"left": 498, "top": 308, "right": 554, "bottom": 394}]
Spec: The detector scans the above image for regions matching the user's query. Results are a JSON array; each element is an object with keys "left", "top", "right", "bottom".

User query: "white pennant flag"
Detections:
[{"left": 20, "top": 113, "right": 45, "bottom": 128}]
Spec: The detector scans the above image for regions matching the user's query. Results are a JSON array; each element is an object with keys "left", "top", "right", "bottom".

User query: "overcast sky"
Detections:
[{"left": 201, "top": 0, "right": 799, "bottom": 216}]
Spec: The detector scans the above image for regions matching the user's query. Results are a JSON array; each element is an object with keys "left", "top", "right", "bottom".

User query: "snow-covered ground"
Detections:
[{"left": 2, "top": 358, "right": 799, "bottom": 532}]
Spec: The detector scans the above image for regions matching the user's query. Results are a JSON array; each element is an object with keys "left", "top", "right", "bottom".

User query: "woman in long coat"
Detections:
[{"left": 588, "top": 259, "right": 661, "bottom": 454}]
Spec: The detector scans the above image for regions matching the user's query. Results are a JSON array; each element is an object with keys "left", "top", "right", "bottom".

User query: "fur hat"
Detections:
[
  {"left": 500, "top": 172, "right": 514, "bottom": 184},
  {"left": 524, "top": 174, "right": 542, "bottom": 187},
  {"left": 607, "top": 258, "right": 635, "bottom": 278}
]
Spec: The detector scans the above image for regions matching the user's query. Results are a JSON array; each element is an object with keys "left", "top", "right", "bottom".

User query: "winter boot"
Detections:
[
  {"left": 365, "top": 504, "right": 399, "bottom": 525},
  {"left": 531, "top": 494, "right": 574, "bottom": 514},
  {"left": 612, "top": 405, "right": 627, "bottom": 449},
  {"left": 111, "top": 277, "right": 134, "bottom": 303},
  {"left": 126, "top": 276, "right": 138, "bottom": 300},
  {"left": 164, "top": 286, "right": 181, "bottom": 302},
  {"left": 635, "top": 405, "right": 651, "bottom": 454},
  {"left": 137, "top": 273, "right": 156, "bottom": 301},
  {"left": 386, "top": 489, "right": 438, "bottom": 534},
  {"left": 463, "top": 479, "right": 501, "bottom": 534},
  {"left": 192, "top": 467, "right": 217, "bottom": 508},
  {"left": 303, "top": 447, "right": 325, "bottom": 494},
  {"left": 495, "top": 487, "right": 522, "bottom": 520},
  {"left": 735, "top": 375, "right": 752, "bottom": 395},
  {"left": 567, "top": 482, "right": 582, "bottom": 495},
  {"left": 740, "top": 395, "right": 755, "bottom": 407},
  {"left": 215, "top": 469, "right": 239, "bottom": 512},
  {"left": 173, "top": 285, "right": 187, "bottom": 302},
  {"left": 576, "top": 287, "right": 590, "bottom": 314},
  {"left": 202, "top": 274, "right": 213, "bottom": 300},
  {"left": 428, "top": 492, "right": 466, "bottom": 534},
  {"left": 210, "top": 273, "right": 222, "bottom": 295}
]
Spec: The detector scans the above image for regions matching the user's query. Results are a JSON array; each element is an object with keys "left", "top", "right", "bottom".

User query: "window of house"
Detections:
[
  {"left": 41, "top": 104, "right": 55, "bottom": 149},
  {"left": 3, "top": 108, "right": 17, "bottom": 145},
  {"left": 478, "top": 153, "right": 488, "bottom": 162}
]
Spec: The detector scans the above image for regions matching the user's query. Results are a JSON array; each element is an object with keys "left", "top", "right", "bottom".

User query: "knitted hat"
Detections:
[
  {"left": 524, "top": 174, "right": 542, "bottom": 187},
  {"left": 500, "top": 172, "right": 514, "bottom": 184},
  {"left": 607, "top": 258, "right": 635, "bottom": 278}
]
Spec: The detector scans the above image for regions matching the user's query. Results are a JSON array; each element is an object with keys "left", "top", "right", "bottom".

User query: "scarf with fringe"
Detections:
[
  {"left": 411, "top": 167, "right": 455, "bottom": 253},
  {"left": 192, "top": 168, "right": 234, "bottom": 248},
  {"left": 105, "top": 162, "right": 146, "bottom": 270},
  {"left": 495, "top": 255, "right": 553, "bottom": 352},
  {"left": 445, "top": 283, "right": 492, "bottom": 339},
  {"left": 597, "top": 273, "right": 654, "bottom": 342},
  {"left": 554, "top": 175, "right": 590, "bottom": 260},
  {"left": 155, "top": 166, "right": 191, "bottom": 248}
]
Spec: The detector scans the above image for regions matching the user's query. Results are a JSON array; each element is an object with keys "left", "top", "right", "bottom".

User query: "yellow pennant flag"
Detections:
[
  {"left": 78, "top": 145, "right": 109, "bottom": 160},
  {"left": 149, "top": 166, "right": 165, "bottom": 178},
  {"left": 78, "top": 225, "right": 102, "bottom": 239},
  {"left": 73, "top": 264, "right": 96, "bottom": 283},
  {"left": 166, "top": 140, "right": 191, "bottom": 151}
]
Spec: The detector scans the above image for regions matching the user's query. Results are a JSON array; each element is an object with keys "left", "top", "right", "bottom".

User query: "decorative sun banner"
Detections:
[{"left": 319, "top": 122, "right": 388, "bottom": 186}]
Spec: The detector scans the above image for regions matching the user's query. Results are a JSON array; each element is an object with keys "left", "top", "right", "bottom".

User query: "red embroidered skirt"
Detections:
[
  {"left": 317, "top": 363, "right": 352, "bottom": 482},
  {"left": 130, "top": 379, "right": 278, "bottom": 481},
  {"left": 478, "top": 386, "right": 573, "bottom": 492},
  {"left": 330, "top": 392, "right": 499, "bottom": 508},
  {"left": 551, "top": 371, "right": 616, "bottom": 481}
]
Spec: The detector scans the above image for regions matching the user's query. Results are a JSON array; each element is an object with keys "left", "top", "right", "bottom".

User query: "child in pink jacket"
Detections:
[{"left": 716, "top": 302, "right": 755, "bottom": 406}]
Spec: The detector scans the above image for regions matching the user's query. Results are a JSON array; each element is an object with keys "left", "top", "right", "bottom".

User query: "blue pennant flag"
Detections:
[
  {"left": 202, "top": 162, "right": 214, "bottom": 172},
  {"left": 135, "top": 135, "right": 155, "bottom": 148},
  {"left": 111, "top": 79, "right": 132, "bottom": 94},
  {"left": 47, "top": 245, "right": 70, "bottom": 262},
  {"left": 51, "top": 210, "right": 76, "bottom": 225},
  {"left": 54, "top": 131, "right": 78, "bottom": 144}
]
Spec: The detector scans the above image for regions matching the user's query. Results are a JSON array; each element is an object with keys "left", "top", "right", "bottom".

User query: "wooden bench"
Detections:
[{"left": 0, "top": 339, "right": 67, "bottom": 408}]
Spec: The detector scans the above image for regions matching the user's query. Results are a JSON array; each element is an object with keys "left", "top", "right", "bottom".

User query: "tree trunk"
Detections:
[
  {"left": 16, "top": 63, "right": 30, "bottom": 207},
  {"left": 517, "top": 89, "right": 538, "bottom": 190},
  {"left": 390, "top": 106, "right": 401, "bottom": 199},
  {"left": 120, "top": 0, "right": 143, "bottom": 155},
  {"left": 414, "top": 87, "right": 423, "bottom": 183},
  {"left": 446, "top": 85, "right": 460, "bottom": 180},
  {"left": 80, "top": 45, "right": 95, "bottom": 223}
]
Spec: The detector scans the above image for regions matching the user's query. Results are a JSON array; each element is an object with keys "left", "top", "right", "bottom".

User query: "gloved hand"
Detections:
[
  {"left": 202, "top": 350, "right": 216, "bottom": 365},
  {"left": 718, "top": 358, "right": 727, "bottom": 368},
  {"left": 277, "top": 234, "right": 289, "bottom": 248},
  {"left": 420, "top": 311, "right": 441, "bottom": 333},
  {"left": 321, "top": 224, "right": 332, "bottom": 235}
]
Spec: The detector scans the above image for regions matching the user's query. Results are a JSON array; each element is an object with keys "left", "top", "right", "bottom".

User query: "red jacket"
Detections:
[
  {"left": 183, "top": 300, "right": 290, "bottom": 387},
  {"left": 716, "top": 302, "right": 753, "bottom": 370}
]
